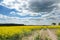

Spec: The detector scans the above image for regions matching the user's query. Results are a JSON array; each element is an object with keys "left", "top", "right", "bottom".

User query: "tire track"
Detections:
[{"left": 47, "top": 29, "right": 58, "bottom": 40}]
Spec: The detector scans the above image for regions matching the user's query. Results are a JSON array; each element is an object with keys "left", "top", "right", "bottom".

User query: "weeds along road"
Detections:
[
  {"left": 22, "top": 30, "right": 39, "bottom": 40},
  {"left": 22, "top": 29, "right": 58, "bottom": 40}
]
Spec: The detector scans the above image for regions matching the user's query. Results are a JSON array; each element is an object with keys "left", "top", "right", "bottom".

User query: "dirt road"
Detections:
[{"left": 22, "top": 29, "right": 58, "bottom": 40}]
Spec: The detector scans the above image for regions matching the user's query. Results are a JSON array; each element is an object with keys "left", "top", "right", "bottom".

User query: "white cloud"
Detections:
[
  {"left": 0, "top": 0, "right": 60, "bottom": 25},
  {"left": 0, "top": 14, "right": 52, "bottom": 25},
  {"left": 0, "top": 0, "right": 42, "bottom": 17}
]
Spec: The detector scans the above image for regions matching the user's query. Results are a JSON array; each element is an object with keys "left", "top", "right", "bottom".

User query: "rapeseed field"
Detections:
[{"left": 0, "top": 26, "right": 60, "bottom": 40}]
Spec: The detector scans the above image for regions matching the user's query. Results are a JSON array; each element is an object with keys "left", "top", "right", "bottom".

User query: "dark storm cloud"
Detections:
[{"left": 28, "top": 0, "right": 56, "bottom": 13}]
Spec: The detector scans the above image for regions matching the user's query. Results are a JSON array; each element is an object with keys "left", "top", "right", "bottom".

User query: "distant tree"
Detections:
[
  {"left": 58, "top": 23, "right": 60, "bottom": 25},
  {"left": 52, "top": 23, "right": 56, "bottom": 25}
]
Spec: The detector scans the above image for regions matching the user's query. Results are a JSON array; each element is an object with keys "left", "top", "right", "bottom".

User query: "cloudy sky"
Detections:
[{"left": 0, "top": 0, "right": 60, "bottom": 25}]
